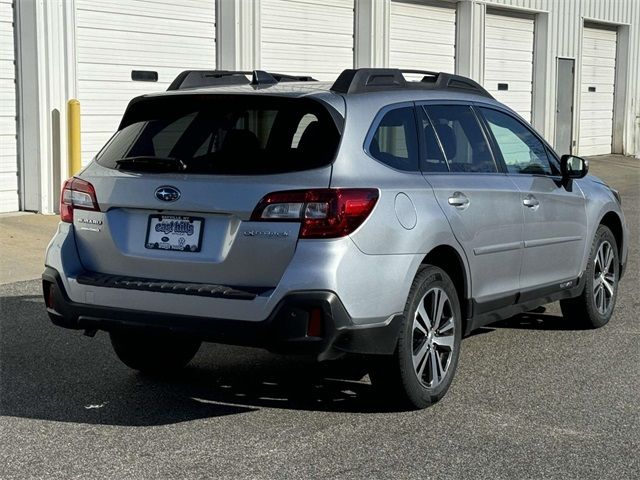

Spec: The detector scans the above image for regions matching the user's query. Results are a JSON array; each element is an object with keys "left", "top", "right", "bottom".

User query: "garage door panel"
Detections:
[
  {"left": 0, "top": 59, "right": 16, "bottom": 78},
  {"left": 0, "top": 33, "right": 13, "bottom": 57},
  {"left": 262, "top": 51, "right": 352, "bottom": 76},
  {"left": 76, "top": 9, "right": 214, "bottom": 38},
  {"left": 0, "top": 116, "right": 16, "bottom": 135},
  {"left": 262, "top": 47, "right": 352, "bottom": 65},
  {"left": 485, "top": 35, "right": 533, "bottom": 51},
  {"left": 0, "top": 190, "right": 19, "bottom": 212},
  {"left": 0, "top": 0, "right": 18, "bottom": 212},
  {"left": 484, "top": 13, "right": 534, "bottom": 123},
  {"left": 580, "top": 135, "right": 613, "bottom": 149},
  {"left": 580, "top": 73, "right": 616, "bottom": 85},
  {"left": 0, "top": 157, "right": 18, "bottom": 175},
  {"left": 579, "top": 110, "right": 614, "bottom": 120},
  {"left": 77, "top": 0, "right": 213, "bottom": 22},
  {"left": 77, "top": 48, "right": 213, "bottom": 69},
  {"left": 580, "top": 94, "right": 615, "bottom": 107},
  {"left": 262, "top": 6, "right": 352, "bottom": 35},
  {"left": 262, "top": 30, "right": 352, "bottom": 50},
  {"left": 0, "top": 171, "right": 18, "bottom": 190},
  {"left": 391, "top": 28, "right": 456, "bottom": 47},
  {"left": 389, "top": 2, "right": 456, "bottom": 73},
  {"left": 261, "top": 0, "right": 353, "bottom": 81},
  {"left": 77, "top": 31, "right": 216, "bottom": 55},
  {"left": 484, "top": 59, "right": 533, "bottom": 75},
  {"left": 578, "top": 27, "right": 617, "bottom": 156},
  {"left": 0, "top": 98, "right": 15, "bottom": 117},
  {"left": 580, "top": 127, "right": 613, "bottom": 138},
  {"left": 394, "top": 39, "right": 456, "bottom": 58},
  {"left": 76, "top": 0, "right": 216, "bottom": 165},
  {"left": 391, "top": 21, "right": 455, "bottom": 41},
  {"left": 582, "top": 56, "right": 616, "bottom": 68}
]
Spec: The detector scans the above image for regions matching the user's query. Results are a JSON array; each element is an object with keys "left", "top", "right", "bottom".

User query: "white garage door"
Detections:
[
  {"left": 484, "top": 13, "right": 535, "bottom": 122},
  {"left": 578, "top": 26, "right": 617, "bottom": 156},
  {"left": 261, "top": 0, "right": 353, "bottom": 81},
  {"left": 389, "top": 1, "right": 456, "bottom": 73},
  {"left": 75, "top": 0, "right": 216, "bottom": 165},
  {"left": 0, "top": 0, "right": 18, "bottom": 212}
]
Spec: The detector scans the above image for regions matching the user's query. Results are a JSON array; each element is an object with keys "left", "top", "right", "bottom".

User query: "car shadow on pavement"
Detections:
[
  {"left": 489, "top": 307, "right": 591, "bottom": 331},
  {"left": 0, "top": 294, "right": 391, "bottom": 427}
]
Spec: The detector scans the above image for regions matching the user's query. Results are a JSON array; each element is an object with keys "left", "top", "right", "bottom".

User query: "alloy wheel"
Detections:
[
  {"left": 412, "top": 287, "right": 455, "bottom": 388},
  {"left": 593, "top": 240, "right": 616, "bottom": 315}
]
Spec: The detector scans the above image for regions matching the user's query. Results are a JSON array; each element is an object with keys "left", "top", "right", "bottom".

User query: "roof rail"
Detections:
[
  {"left": 329, "top": 68, "right": 493, "bottom": 98},
  {"left": 167, "top": 70, "right": 317, "bottom": 91}
]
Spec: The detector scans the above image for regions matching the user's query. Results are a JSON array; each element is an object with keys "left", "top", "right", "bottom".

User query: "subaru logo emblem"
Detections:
[{"left": 155, "top": 186, "right": 180, "bottom": 202}]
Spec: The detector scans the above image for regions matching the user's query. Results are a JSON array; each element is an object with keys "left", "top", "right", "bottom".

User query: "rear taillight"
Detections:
[
  {"left": 60, "top": 177, "right": 100, "bottom": 223},
  {"left": 251, "top": 188, "right": 379, "bottom": 238}
]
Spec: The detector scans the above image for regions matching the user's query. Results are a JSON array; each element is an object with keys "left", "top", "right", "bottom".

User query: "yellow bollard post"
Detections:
[{"left": 67, "top": 99, "right": 81, "bottom": 177}]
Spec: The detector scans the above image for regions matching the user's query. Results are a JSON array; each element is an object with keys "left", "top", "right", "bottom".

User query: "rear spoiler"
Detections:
[{"left": 167, "top": 70, "right": 317, "bottom": 90}]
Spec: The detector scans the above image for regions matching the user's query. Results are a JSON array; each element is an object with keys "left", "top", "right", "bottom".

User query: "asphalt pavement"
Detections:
[{"left": 0, "top": 155, "right": 638, "bottom": 479}]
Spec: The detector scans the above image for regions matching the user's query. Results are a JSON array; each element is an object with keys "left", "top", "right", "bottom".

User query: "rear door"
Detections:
[
  {"left": 74, "top": 94, "right": 342, "bottom": 288},
  {"left": 418, "top": 103, "right": 524, "bottom": 309},
  {"left": 477, "top": 106, "right": 587, "bottom": 291}
]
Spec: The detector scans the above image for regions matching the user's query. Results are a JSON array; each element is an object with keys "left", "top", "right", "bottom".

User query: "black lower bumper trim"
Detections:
[
  {"left": 76, "top": 271, "right": 267, "bottom": 300},
  {"left": 43, "top": 267, "right": 403, "bottom": 360}
]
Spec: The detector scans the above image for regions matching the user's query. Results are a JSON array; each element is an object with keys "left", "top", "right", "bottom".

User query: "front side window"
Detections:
[
  {"left": 480, "top": 108, "right": 553, "bottom": 175},
  {"left": 368, "top": 107, "right": 419, "bottom": 172},
  {"left": 424, "top": 105, "right": 497, "bottom": 173}
]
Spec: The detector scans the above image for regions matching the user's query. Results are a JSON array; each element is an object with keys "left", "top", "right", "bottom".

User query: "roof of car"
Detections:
[{"left": 146, "top": 68, "right": 496, "bottom": 102}]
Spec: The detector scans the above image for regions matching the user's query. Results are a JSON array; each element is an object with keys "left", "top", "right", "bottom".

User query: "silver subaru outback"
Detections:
[{"left": 43, "top": 69, "right": 628, "bottom": 409}]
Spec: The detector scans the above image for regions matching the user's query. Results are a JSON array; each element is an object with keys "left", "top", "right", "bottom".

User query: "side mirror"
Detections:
[{"left": 560, "top": 154, "right": 589, "bottom": 179}]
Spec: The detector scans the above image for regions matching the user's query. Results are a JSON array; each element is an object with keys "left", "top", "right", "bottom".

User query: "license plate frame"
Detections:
[{"left": 145, "top": 215, "right": 204, "bottom": 253}]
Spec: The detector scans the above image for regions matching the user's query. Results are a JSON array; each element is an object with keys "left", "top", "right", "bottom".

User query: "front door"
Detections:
[{"left": 478, "top": 106, "right": 587, "bottom": 292}]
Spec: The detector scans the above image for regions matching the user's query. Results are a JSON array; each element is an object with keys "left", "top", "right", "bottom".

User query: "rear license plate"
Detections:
[{"left": 145, "top": 215, "right": 204, "bottom": 252}]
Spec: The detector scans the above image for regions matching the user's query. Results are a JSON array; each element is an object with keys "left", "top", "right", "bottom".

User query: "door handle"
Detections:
[
  {"left": 448, "top": 192, "right": 470, "bottom": 208},
  {"left": 523, "top": 195, "right": 539, "bottom": 208}
]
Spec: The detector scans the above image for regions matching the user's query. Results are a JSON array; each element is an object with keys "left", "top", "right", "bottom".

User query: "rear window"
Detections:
[{"left": 96, "top": 96, "right": 341, "bottom": 175}]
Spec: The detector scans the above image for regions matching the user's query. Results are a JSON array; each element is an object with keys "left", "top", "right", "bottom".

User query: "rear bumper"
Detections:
[{"left": 43, "top": 267, "right": 402, "bottom": 361}]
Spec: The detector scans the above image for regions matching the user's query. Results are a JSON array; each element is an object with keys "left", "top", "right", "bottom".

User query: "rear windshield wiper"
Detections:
[{"left": 115, "top": 156, "right": 187, "bottom": 172}]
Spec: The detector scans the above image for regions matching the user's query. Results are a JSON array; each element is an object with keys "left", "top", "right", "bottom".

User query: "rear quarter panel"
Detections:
[{"left": 330, "top": 95, "right": 472, "bottom": 303}]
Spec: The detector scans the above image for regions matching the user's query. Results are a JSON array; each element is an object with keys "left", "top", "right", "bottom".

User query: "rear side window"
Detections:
[
  {"left": 424, "top": 105, "right": 497, "bottom": 173},
  {"left": 97, "top": 96, "right": 341, "bottom": 175},
  {"left": 479, "top": 107, "right": 554, "bottom": 175},
  {"left": 368, "top": 107, "right": 419, "bottom": 172},
  {"left": 417, "top": 108, "right": 448, "bottom": 172}
]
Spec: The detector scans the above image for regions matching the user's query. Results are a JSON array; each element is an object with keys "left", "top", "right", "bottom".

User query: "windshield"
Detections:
[{"left": 96, "top": 96, "right": 341, "bottom": 175}]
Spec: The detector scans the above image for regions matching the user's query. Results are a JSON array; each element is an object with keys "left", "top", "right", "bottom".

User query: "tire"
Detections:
[
  {"left": 110, "top": 330, "right": 201, "bottom": 374},
  {"left": 560, "top": 225, "right": 619, "bottom": 329},
  {"left": 369, "top": 266, "right": 462, "bottom": 409}
]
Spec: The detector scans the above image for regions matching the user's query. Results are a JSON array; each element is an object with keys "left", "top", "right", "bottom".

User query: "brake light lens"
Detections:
[
  {"left": 60, "top": 177, "right": 100, "bottom": 223},
  {"left": 251, "top": 188, "right": 379, "bottom": 238}
]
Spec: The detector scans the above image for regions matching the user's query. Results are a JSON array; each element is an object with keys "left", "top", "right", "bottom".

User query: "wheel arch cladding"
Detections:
[
  {"left": 421, "top": 245, "right": 469, "bottom": 326},
  {"left": 599, "top": 211, "right": 624, "bottom": 260}
]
